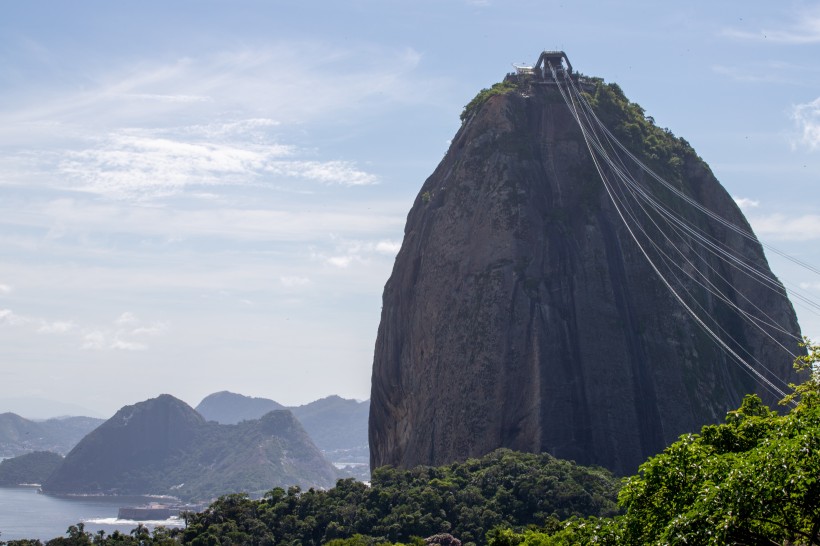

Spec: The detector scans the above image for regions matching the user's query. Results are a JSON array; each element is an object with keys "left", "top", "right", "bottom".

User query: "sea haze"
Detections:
[{"left": 0, "top": 486, "right": 181, "bottom": 542}]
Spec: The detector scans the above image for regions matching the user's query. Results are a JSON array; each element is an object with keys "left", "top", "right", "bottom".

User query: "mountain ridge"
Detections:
[
  {"left": 0, "top": 412, "right": 103, "bottom": 457},
  {"left": 43, "top": 394, "right": 338, "bottom": 500}
]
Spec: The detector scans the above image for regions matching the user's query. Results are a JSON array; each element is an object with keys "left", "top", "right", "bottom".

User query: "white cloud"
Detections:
[
  {"left": 792, "top": 97, "right": 820, "bottom": 151},
  {"left": 0, "top": 283, "right": 11, "bottom": 294},
  {"left": 1, "top": 307, "right": 76, "bottom": 333},
  {"left": 375, "top": 240, "right": 401, "bottom": 255},
  {"left": 799, "top": 282, "right": 820, "bottom": 291},
  {"left": 280, "top": 276, "right": 311, "bottom": 288},
  {"left": 40, "top": 124, "right": 376, "bottom": 199},
  {"left": 56, "top": 127, "right": 296, "bottom": 199},
  {"left": 265, "top": 161, "right": 378, "bottom": 186},
  {"left": 123, "top": 93, "right": 212, "bottom": 103},
  {"left": 327, "top": 256, "right": 354, "bottom": 268},
  {"left": 115, "top": 312, "right": 138, "bottom": 325},
  {"left": 0, "top": 44, "right": 428, "bottom": 142},
  {"left": 317, "top": 238, "right": 403, "bottom": 269},
  {"left": 1, "top": 306, "right": 165, "bottom": 350},
  {"left": 130, "top": 324, "right": 168, "bottom": 336},
  {"left": 5, "top": 197, "right": 406, "bottom": 243},
  {"left": 81, "top": 320, "right": 166, "bottom": 351},
  {"left": 82, "top": 330, "right": 106, "bottom": 350},
  {"left": 711, "top": 63, "right": 793, "bottom": 83},
  {"left": 734, "top": 197, "right": 760, "bottom": 209},
  {"left": 0, "top": 43, "right": 427, "bottom": 199},
  {"left": 749, "top": 213, "right": 820, "bottom": 241},
  {"left": 109, "top": 338, "right": 148, "bottom": 351},
  {"left": 38, "top": 321, "right": 76, "bottom": 334},
  {"left": 0, "top": 308, "right": 28, "bottom": 326},
  {"left": 721, "top": 8, "right": 820, "bottom": 44}
]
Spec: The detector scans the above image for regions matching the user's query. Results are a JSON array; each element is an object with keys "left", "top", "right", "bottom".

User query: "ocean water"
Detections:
[{"left": 0, "top": 487, "right": 183, "bottom": 542}]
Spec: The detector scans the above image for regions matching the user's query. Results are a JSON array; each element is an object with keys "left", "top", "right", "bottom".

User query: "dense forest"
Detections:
[{"left": 5, "top": 341, "right": 819, "bottom": 545}]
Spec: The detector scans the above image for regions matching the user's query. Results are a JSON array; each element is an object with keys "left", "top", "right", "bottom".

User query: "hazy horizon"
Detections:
[{"left": 0, "top": 390, "right": 370, "bottom": 421}]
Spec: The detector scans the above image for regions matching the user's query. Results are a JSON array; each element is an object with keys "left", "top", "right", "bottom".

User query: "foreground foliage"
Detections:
[
  {"left": 1, "top": 450, "right": 618, "bottom": 546},
  {"left": 491, "top": 341, "right": 820, "bottom": 546},
  {"left": 179, "top": 449, "right": 618, "bottom": 546}
]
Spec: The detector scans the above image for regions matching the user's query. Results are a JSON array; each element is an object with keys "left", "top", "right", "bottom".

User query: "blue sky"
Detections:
[{"left": 1, "top": 1, "right": 819, "bottom": 418}]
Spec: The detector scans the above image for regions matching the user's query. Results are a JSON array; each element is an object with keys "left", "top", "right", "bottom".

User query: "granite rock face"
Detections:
[{"left": 369, "top": 81, "right": 802, "bottom": 476}]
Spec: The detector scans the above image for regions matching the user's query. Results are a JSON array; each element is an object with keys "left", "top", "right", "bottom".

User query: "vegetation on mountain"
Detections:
[
  {"left": 460, "top": 80, "right": 518, "bottom": 122},
  {"left": 0, "top": 451, "right": 63, "bottom": 486},
  {"left": 584, "top": 81, "right": 694, "bottom": 183},
  {"left": 42, "top": 395, "right": 337, "bottom": 501}
]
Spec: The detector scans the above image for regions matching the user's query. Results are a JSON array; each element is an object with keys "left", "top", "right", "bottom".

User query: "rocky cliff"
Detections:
[{"left": 369, "top": 76, "right": 803, "bottom": 476}]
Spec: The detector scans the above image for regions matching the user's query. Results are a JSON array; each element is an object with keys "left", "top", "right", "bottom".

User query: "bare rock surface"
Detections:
[{"left": 369, "top": 80, "right": 802, "bottom": 475}]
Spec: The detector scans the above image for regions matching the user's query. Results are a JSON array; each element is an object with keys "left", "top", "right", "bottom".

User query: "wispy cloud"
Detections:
[
  {"left": 38, "top": 320, "right": 75, "bottom": 334},
  {"left": 13, "top": 125, "right": 379, "bottom": 200},
  {"left": 56, "top": 125, "right": 299, "bottom": 199},
  {"left": 0, "top": 44, "right": 428, "bottom": 199},
  {"left": 0, "top": 307, "right": 76, "bottom": 334},
  {"left": 799, "top": 281, "right": 820, "bottom": 292},
  {"left": 3, "top": 197, "right": 406, "bottom": 244},
  {"left": 0, "top": 308, "right": 28, "bottom": 327},
  {"left": 710, "top": 61, "right": 808, "bottom": 83},
  {"left": 792, "top": 97, "right": 820, "bottom": 150},
  {"left": 81, "top": 313, "right": 168, "bottom": 352},
  {"left": 734, "top": 196, "right": 760, "bottom": 209},
  {"left": 721, "top": 8, "right": 820, "bottom": 44},
  {"left": 123, "top": 93, "right": 212, "bottom": 103},
  {"left": 0, "top": 283, "right": 11, "bottom": 294},
  {"left": 280, "top": 276, "right": 311, "bottom": 289},
  {"left": 315, "top": 238, "right": 403, "bottom": 269},
  {"left": 749, "top": 213, "right": 820, "bottom": 241},
  {"left": 375, "top": 240, "right": 402, "bottom": 254},
  {"left": 0, "top": 44, "right": 427, "bottom": 138},
  {"left": 0, "top": 306, "right": 165, "bottom": 351}
]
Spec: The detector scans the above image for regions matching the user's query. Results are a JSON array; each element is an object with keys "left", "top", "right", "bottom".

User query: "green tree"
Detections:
[{"left": 615, "top": 341, "right": 820, "bottom": 545}]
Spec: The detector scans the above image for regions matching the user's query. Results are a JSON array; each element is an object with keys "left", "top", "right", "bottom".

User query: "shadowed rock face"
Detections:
[{"left": 369, "top": 82, "right": 802, "bottom": 476}]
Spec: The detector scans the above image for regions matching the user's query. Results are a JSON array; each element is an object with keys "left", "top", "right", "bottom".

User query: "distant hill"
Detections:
[
  {"left": 0, "top": 451, "right": 63, "bottom": 486},
  {"left": 42, "top": 394, "right": 338, "bottom": 501},
  {"left": 195, "top": 391, "right": 284, "bottom": 424},
  {"left": 290, "top": 396, "right": 369, "bottom": 460},
  {"left": 194, "top": 392, "right": 370, "bottom": 467},
  {"left": 0, "top": 413, "right": 103, "bottom": 457}
]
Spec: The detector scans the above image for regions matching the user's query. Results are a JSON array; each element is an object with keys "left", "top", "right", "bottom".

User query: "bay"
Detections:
[{"left": 0, "top": 486, "right": 183, "bottom": 542}]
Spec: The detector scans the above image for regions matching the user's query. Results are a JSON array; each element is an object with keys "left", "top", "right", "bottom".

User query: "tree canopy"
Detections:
[{"left": 491, "top": 341, "right": 820, "bottom": 546}]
